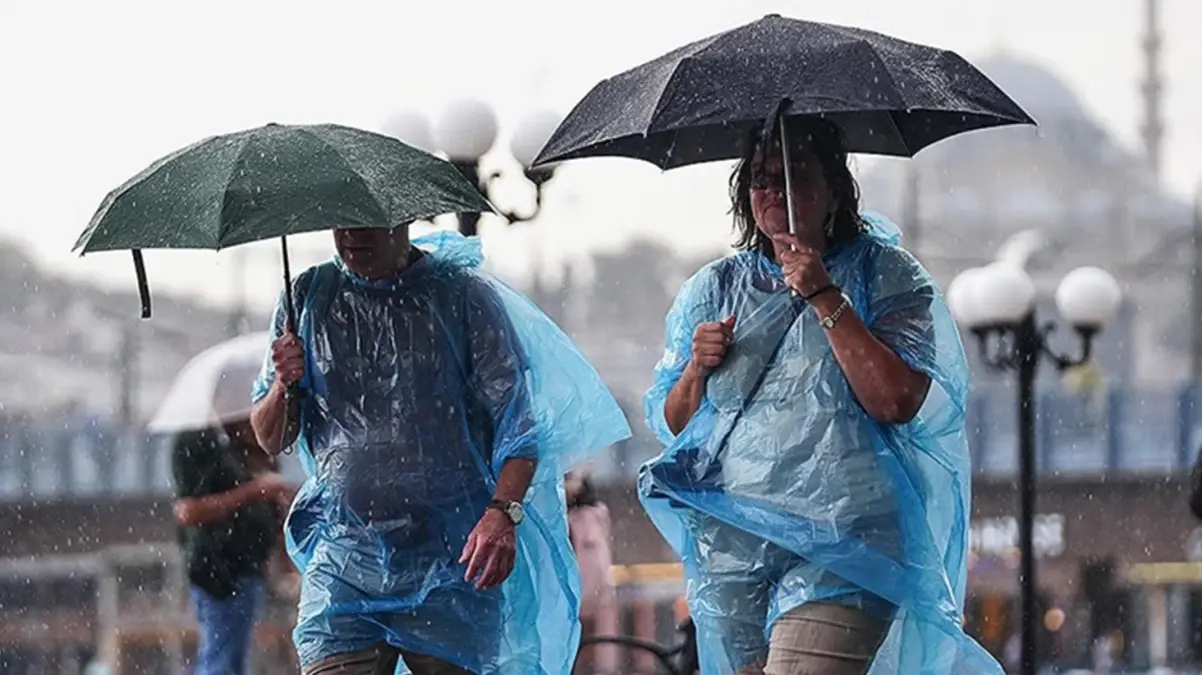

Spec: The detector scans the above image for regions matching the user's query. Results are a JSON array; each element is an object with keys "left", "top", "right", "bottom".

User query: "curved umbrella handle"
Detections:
[{"left": 133, "top": 250, "right": 153, "bottom": 318}]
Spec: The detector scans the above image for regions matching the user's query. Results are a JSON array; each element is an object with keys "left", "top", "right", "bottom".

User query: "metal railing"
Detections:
[
  {"left": 580, "top": 620, "right": 697, "bottom": 675},
  {"left": 0, "top": 545, "right": 297, "bottom": 675},
  {"left": 0, "top": 381, "right": 1198, "bottom": 503}
]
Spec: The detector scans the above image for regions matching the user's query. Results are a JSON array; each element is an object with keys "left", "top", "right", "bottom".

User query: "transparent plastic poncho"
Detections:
[
  {"left": 640, "top": 213, "right": 1001, "bottom": 674},
  {"left": 252, "top": 231, "right": 631, "bottom": 674}
]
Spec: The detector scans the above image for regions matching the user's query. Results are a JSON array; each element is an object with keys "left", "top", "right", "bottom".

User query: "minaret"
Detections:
[{"left": 1139, "top": 0, "right": 1165, "bottom": 182}]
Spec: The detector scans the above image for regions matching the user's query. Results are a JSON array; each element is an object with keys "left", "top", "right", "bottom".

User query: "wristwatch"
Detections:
[
  {"left": 818, "top": 293, "right": 852, "bottom": 330},
  {"left": 487, "top": 499, "right": 525, "bottom": 526}
]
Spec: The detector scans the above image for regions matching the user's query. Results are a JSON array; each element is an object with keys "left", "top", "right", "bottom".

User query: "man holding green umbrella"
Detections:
[
  {"left": 250, "top": 222, "right": 628, "bottom": 675},
  {"left": 74, "top": 123, "right": 631, "bottom": 675}
]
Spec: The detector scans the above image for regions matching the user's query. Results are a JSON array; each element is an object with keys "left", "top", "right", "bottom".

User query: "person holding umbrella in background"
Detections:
[{"left": 153, "top": 333, "right": 297, "bottom": 675}]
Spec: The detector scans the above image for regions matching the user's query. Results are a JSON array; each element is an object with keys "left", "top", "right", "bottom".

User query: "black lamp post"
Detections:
[
  {"left": 948, "top": 263, "right": 1121, "bottom": 675},
  {"left": 383, "top": 100, "right": 562, "bottom": 236}
]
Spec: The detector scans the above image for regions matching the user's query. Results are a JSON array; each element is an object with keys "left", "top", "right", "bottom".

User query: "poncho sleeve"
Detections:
[
  {"left": 420, "top": 230, "right": 632, "bottom": 476},
  {"left": 643, "top": 263, "right": 724, "bottom": 446},
  {"left": 860, "top": 212, "right": 969, "bottom": 413},
  {"left": 462, "top": 276, "right": 539, "bottom": 467}
]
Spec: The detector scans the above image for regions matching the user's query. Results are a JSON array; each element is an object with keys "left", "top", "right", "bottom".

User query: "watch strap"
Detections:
[
  {"left": 818, "top": 295, "right": 850, "bottom": 330},
  {"left": 487, "top": 499, "right": 522, "bottom": 524}
]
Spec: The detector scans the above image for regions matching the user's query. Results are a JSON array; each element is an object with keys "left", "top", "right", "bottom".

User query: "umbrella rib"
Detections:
[
  {"left": 839, "top": 33, "right": 911, "bottom": 112},
  {"left": 298, "top": 127, "right": 393, "bottom": 228},
  {"left": 77, "top": 134, "right": 236, "bottom": 253},
  {"left": 883, "top": 110, "right": 913, "bottom": 157},
  {"left": 822, "top": 29, "right": 915, "bottom": 155},
  {"left": 225, "top": 129, "right": 379, "bottom": 246},
  {"left": 218, "top": 127, "right": 391, "bottom": 247},
  {"left": 215, "top": 133, "right": 261, "bottom": 249},
  {"left": 647, "top": 59, "right": 697, "bottom": 168},
  {"left": 641, "top": 22, "right": 736, "bottom": 149}
]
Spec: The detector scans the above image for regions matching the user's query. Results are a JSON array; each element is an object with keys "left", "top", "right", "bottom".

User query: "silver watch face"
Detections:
[{"left": 505, "top": 501, "right": 524, "bottom": 525}]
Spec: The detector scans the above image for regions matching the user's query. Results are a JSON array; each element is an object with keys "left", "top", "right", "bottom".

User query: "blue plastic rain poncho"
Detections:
[
  {"left": 252, "top": 231, "right": 631, "bottom": 674},
  {"left": 640, "top": 213, "right": 1001, "bottom": 674}
]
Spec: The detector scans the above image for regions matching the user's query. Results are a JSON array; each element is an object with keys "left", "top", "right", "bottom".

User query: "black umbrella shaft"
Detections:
[
  {"left": 779, "top": 120, "right": 800, "bottom": 237},
  {"left": 280, "top": 236, "right": 297, "bottom": 333},
  {"left": 277, "top": 234, "right": 305, "bottom": 446}
]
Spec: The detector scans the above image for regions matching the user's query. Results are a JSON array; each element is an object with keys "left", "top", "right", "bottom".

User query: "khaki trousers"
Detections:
[{"left": 735, "top": 603, "right": 890, "bottom": 675}]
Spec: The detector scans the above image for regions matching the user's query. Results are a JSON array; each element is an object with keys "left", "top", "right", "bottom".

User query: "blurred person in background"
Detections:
[
  {"left": 566, "top": 469, "right": 620, "bottom": 674},
  {"left": 172, "top": 414, "right": 294, "bottom": 675},
  {"left": 1189, "top": 438, "right": 1202, "bottom": 520}
]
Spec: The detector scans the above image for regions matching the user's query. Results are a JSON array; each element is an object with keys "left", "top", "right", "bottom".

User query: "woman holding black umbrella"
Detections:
[
  {"left": 532, "top": 16, "right": 1030, "bottom": 673},
  {"left": 648, "top": 117, "right": 940, "bottom": 674}
]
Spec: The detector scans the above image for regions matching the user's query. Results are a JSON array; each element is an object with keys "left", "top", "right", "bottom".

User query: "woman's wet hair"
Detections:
[{"left": 729, "top": 117, "right": 865, "bottom": 256}]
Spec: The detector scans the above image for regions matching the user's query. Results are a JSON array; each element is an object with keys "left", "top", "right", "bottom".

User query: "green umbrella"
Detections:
[{"left": 73, "top": 122, "right": 493, "bottom": 323}]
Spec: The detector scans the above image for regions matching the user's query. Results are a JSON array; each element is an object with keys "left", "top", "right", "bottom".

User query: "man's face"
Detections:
[{"left": 333, "top": 226, "right": 410, "bottom": 278}]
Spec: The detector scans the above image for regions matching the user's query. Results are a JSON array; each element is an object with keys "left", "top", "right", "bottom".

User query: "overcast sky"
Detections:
[{"left": 2, "top": 0, "right": 1198, "bottom": 311}]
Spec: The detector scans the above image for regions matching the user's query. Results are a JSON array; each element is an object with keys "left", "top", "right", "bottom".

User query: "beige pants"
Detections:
[
  {"left": 301, "top": 643, "right": 470, "bottom": 675},
  {"left": 736, "top": 603, "right": 890, "bottom": 675}
]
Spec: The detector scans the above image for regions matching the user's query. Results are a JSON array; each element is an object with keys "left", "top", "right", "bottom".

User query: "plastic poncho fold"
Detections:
[
  {"left": 252, "top": 231, "right": 631, "bottom": 675},
  {"left": 640, "top": 213, "right": 1001, "bottom": 674}
]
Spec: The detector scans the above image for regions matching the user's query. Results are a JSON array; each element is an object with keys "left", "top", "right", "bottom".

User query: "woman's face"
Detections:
[{"left": 749, "top": 142, "right": 835, "bottom": 245}]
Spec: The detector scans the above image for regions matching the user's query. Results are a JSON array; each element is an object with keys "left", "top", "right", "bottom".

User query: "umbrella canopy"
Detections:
[
  {"left": 148, "top": 331, "right": 269, "bottom": 434},
  {"left": 76, "top": 123, "right": 490, "bottom": 251},
  {"left": 532, "top": 13, "right": 1035, "bottom": 170},
  {"left": 73, "top": 122, "right": 493, "bottom": 318}
]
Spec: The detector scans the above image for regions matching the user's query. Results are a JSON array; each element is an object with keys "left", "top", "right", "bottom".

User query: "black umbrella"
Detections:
[{"left": 532, "top": 14, "right": 1035, "bottom": 171}]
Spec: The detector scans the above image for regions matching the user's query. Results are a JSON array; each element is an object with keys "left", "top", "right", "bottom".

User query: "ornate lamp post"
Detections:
[
  {"left": 947, "top": 262, "right": 1122, "bottom": 675},
  {"left": 383, "top": 100, "right": 563, "bottom": 236}
]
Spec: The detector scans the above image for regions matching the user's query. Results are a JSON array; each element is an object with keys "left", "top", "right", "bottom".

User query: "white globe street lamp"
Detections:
[
  {"left": 948, "top": 261, "right": 1121, "bottom": 673},
  {"left": 433, "top": 98, "right": 498, "bottom": 163},
  {"left": 382, "top": 111, "right": 435, "bottom": 155},
  {"left": 974, "top": 262, "right": 1038, "bottom": 327},
  {"left": 510, "top": 109, "right": 563, "bottom": 170},
  {"left": 382, "top": 100, "right": 564, "bottom": 236},
  {"left": 1055, "top": 266, "right": 1122, "bottom": 333},
  {"left": 945, "top": 266, "right": 987, "bottom": 329}
]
